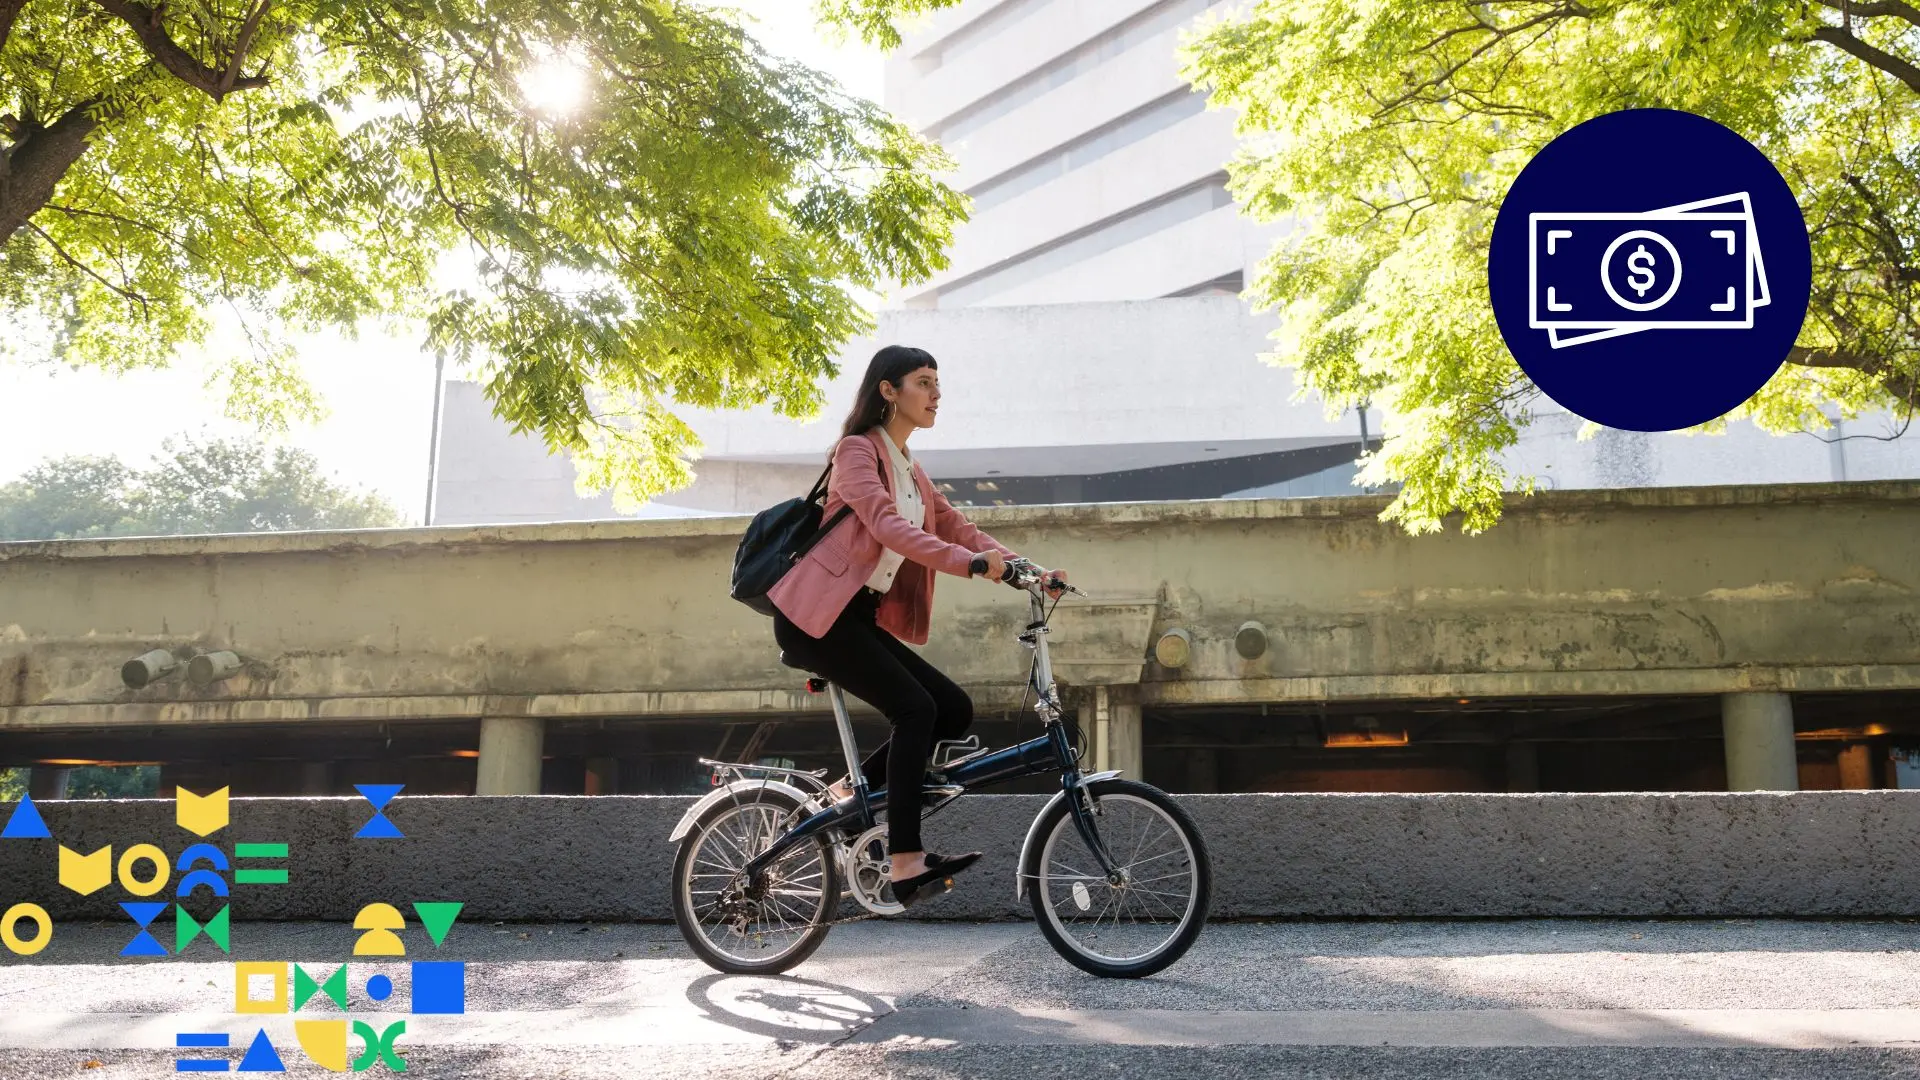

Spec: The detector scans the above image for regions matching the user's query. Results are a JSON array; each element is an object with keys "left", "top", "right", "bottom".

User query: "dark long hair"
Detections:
[{"left": 834, "top": 345, "right": 938, "bottom": 452}]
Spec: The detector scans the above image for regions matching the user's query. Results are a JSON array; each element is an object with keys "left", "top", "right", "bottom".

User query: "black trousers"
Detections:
[{"left": 773, "top": 586, "right": 973, "bottom": 854}]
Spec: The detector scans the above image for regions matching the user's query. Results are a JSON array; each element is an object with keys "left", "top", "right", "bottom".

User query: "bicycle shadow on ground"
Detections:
[{"left": 684, "top": 970, "right": 893, "bottom": 1043}]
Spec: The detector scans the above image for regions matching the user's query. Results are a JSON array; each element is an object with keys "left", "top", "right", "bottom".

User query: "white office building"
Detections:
[
  {"left": 429, "top": 0, "right": 1920, "bottom": 525},
  {"left": 882, "top": 0, "right": 1273, "bottom": 308}
]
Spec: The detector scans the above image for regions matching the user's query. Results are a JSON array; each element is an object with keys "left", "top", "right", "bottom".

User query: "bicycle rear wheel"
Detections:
[
  {"left": 672, "top": 786, "right": 840, "bottom": 975},
  {"left": 1023, "top": 778, "right": 1210, "bottom": 978}
]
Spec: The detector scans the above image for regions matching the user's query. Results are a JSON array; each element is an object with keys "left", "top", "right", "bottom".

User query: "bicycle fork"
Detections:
[{"left": 1049, "top": 716, "right": 1126, "bottom": 883}]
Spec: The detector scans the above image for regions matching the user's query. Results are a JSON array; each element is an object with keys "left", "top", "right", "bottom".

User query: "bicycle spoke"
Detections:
[
  {"left": 1036, "top": 791, "right": 1201, "bottom": 967},
  {"left": 1128, "top": 869, "right": 1193, "bottom": 886},
  {"left": 678, "top": 796, "right": 834, "bottom": 968},
  {"left": 1115, "top": 847, "right": 1185, "bottom": 871}
]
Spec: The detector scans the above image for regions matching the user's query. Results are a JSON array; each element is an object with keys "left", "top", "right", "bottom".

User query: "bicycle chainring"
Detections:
[{"left": 842, "top": 825, "right": 905, "bottom": 917}]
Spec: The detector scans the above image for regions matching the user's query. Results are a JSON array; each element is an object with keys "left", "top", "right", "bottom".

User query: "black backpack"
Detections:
[{"left": 729, "top": 455, "right": 880, "bottom": 616}]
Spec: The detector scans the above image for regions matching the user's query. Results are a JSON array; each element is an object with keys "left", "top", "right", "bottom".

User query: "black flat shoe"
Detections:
[{"left": 889, "top": 851, "right": 982, "bottom": 910}]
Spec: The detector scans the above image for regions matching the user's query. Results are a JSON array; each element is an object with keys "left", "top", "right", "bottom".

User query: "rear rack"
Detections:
[{"left": 699, "top": 757, "right": 832, "bottom": 792}]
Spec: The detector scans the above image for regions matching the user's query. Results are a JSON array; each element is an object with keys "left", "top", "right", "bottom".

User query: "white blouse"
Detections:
[{"left": 864, "top": 428, "right": 925, "bottom": 594}]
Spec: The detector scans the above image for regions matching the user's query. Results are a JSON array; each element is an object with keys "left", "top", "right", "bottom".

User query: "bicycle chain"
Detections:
[{"left": 707, "top": 799, "right": 993, "bottom": 934}]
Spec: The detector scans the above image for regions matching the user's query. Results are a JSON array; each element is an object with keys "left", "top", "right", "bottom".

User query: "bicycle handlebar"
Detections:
[{"left": 998, "top": 555, "right": 1089, "bottom": 599}]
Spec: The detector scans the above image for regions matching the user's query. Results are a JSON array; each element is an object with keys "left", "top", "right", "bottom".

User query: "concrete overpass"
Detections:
[{"left": 1, "top": 480, "right": 1916, "bottom": 797}]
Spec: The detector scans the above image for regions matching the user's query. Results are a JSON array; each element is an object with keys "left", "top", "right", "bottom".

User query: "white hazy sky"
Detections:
[{"left": 0, "top": 1, "right": 888, "bottom": 523}]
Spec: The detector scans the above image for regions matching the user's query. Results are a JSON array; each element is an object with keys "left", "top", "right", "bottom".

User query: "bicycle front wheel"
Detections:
[
  {"left": 1023, "top": 778, "right": 1210, "bottom": 978},
  {"left": 671, "top": 786, "right": 840, "bottom": 975}
]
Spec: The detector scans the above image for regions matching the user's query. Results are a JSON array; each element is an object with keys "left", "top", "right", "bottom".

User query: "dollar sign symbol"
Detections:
[{"left": 1627, "top": 243, "right": 1657, "bottom": 297}]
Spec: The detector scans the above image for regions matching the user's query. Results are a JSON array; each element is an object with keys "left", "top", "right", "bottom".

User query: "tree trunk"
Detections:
[
  {"left": 0, "top": 103, "right": 102, "bottom": 244},
  {"left": 0, "top": 0, "right": 27, "bottom": 51}
]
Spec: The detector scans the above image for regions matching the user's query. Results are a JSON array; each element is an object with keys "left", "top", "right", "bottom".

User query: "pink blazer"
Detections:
[{"left": 767, "top": 428, "right": 1020, "bottom": 645}]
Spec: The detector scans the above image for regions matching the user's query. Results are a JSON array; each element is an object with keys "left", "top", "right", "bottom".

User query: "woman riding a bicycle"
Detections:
[{"left": 765, "top": 344, "right": 1070, "bottom": 908}]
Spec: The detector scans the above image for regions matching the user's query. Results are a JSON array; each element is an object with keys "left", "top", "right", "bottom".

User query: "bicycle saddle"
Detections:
[{"left": 779, "top": 651, "right": 830, "bottom": 694}]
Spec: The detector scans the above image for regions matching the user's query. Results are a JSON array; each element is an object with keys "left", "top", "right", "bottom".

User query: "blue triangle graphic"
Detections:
[
  {"left": 120, "top": 930, "right": 167, "bottom": 957},
  {"left": 354, "top": 813, "right": 404, "bottom": 839},
  {"left": 120, "top": 900, "right": 169, "bottom": 928},
  {"left": 354, "top": 783, "right": 404, "bottom": 810},
  {"left": 237, "top": 1028, "right": 286, "bottom": 1071},
  {"left": 2, "top": 794, "right": 51, "bottom": 839}
]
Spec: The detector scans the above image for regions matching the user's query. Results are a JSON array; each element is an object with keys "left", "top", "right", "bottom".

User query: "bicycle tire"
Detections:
[
  {"left": 671, "top": 786, "right": 841, "bottom": 975},
  {"left": 1022, "top": 778, "right": 1211, "bottom": 978}
]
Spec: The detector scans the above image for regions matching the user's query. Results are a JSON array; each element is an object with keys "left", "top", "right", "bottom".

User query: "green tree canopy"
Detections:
[
  {"left": 1184, "top": 0, "right": 1920, "bottom": 534},
  {"left": 0, "top": 0, "right": 964, "bottom": 506},
  {"left": 0, "top": 765, "right": 156, "bottom": 799},
  {"left": 0, "top": 434, "right": 401, "bottom": 539}
]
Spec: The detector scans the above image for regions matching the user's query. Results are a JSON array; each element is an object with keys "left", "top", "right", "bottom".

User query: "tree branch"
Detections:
[
  {"left": 1373, "top": 3, "right": 1589, "bottom": 119},
  {"left": 1810, "top": 25, "right": 1920, "bottom": 94},
  {"left": 91, "top": 0, "right": 270, "bottom": 100},
  {"left": 1788, "top": 345, "right": 1920, "bottom": 406},
  {"left": 1838, "top": 172, "right": 1920, "bottom": 282},
  {"left": 1813, "top": 0, "right": 1920, "bottom": 28},
  {"left": 219, "top": 0, "right": 271, "bottom": 95},
  {"left": 23, "top": 220, "right": 151, "bottom": 318}
]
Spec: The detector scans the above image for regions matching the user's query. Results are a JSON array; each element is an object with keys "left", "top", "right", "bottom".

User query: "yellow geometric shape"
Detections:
[
  {"left": 1, "top": 903, "right": 52, "bottom": 956},
  {"left": 116, "top": 843, "right": 169, "bottom": 897},
  {"left": 57, "top": 844, "right": 112, "bottom": 896},
  {"left": 351, "top": 902, "right": 406, "bottom": 956},
  {"left": 175, "top": 786, "right": 230, "bottom": 837},
  {"left": 234, "top": 961, "right": 288, "bottom": 1014},
  {"left": 294, "top": 1019, "right": 349, "bottom": 1072}
]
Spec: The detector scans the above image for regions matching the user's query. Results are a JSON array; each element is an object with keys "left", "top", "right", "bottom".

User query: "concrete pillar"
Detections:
[
  {"left": 299, "top": 761, "right": 333, "bottom": 795},
  {"left": 1102, "top": 694, "right": 1143, "bottom": 781},
  {"left": 1837, "top": 743, "right": 1874, "bottom": 790},
  {"left": 1088, "top": 686, "right": 1143, "bottom": 777},
  {"left": 1721, "top": 692, "right": 1798, "bottom": 791},
  {"left": 476, "top": 716, "right": 545, "bottom": 795},
  {"left": 1504, "top": 742, "right": 1540, "bottom": 793},
  {"left": 584, "top": 756, "right": 620, "bottom": 796},
  {"left": 27, "top": 767, "right": 71, "bottom": 800}
]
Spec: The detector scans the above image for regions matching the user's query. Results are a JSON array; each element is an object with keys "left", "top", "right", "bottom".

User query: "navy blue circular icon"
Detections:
[{"left": 1487, "top": 109, "right": 1811, "bottom": 431}]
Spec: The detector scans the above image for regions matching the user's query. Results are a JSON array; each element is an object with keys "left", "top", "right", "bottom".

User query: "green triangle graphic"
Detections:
[
  {"left": 293, "top": 963, "right": 347, "bottom": 1010},
  {"left": 322, "top": 964, "right": 346, "bottom": 1008},
  {"left": 175, "top": 905, "right": 230, "bottom": 953},
  {"left": 412, "top": 902, "right": 463, "bottom": 947},
  {"left": 292, "top": 964, "right": 317, "bottom": 1010}
]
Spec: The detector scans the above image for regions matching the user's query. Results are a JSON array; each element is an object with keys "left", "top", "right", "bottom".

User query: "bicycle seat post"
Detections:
[{"left": 823, "top": 681, "right": 869, "bottom": 822}]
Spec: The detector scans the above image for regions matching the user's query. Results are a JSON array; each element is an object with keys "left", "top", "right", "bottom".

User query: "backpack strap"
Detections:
[
  {"left": 803, "top": 462, "right": 832, "bottom": 506},
  {"left": 792, "top": 442, "right": 890, "bottom": 560}
]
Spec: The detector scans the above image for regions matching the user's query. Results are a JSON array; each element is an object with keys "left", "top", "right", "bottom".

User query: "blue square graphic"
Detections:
[{"left": 410, "top": 960, "right": 465, "bottom": 1014}]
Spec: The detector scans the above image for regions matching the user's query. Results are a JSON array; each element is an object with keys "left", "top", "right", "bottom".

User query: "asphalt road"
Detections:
[{"left": 6, "top": 917, "right": 1920, "bottom": 1078}]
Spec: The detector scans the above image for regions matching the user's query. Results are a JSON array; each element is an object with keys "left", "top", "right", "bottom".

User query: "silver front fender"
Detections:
[
  {"left": 667, "top": 778, "right": 813, "bottom": 843},
  {"left": 1015, "top": 770, "right": 1122, "bottom": 901}
]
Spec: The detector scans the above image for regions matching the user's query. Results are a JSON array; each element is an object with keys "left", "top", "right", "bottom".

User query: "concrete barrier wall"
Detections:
[
  {"left": 5, "top": 792, "right": 1919, "bottom": 922},
  {"left": 9, "top": 480, "right": 1920, "bottom": 735}
]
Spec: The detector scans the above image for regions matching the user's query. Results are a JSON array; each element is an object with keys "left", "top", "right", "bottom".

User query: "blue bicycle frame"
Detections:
[{"left": 739, "top": 563, "right": 1122, "bottom": 883}]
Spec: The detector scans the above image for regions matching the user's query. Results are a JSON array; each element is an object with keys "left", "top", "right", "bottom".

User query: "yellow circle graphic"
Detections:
[
  {"left": 118, "top": 844, "right": 170, "bottom": 896},
  {"left": 2, "top": 903, "right": 52, "bottom": 956}
]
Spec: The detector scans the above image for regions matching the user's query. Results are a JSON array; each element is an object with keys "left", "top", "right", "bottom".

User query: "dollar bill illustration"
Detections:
[{"left": 1528, "top": 192, "right": 1770, "bottom": 348}]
